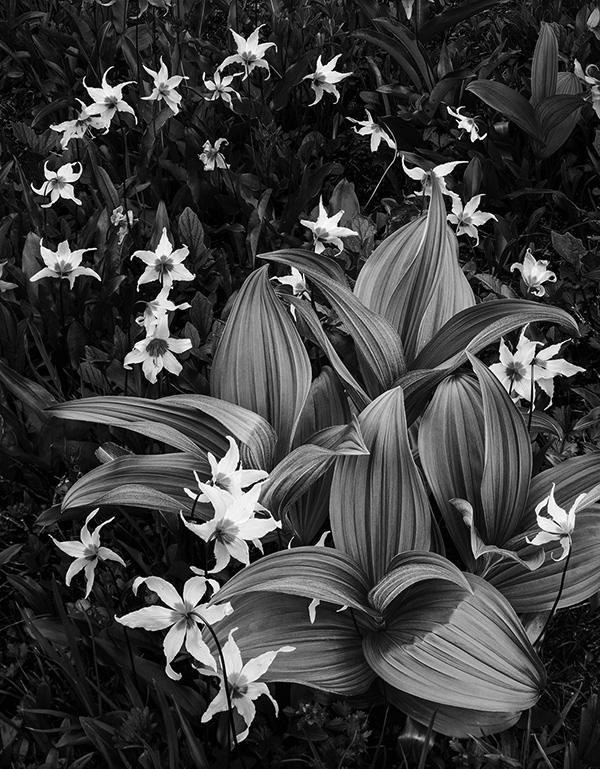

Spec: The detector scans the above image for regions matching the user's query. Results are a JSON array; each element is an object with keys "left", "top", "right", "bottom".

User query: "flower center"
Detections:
[
  {"left": 84, "top": 544, "right": 100, "bottom": 560},
  {"left": 506, "top": 362, "right": 527, "bottom": 381},
  {"left": 145, "top": 338, "right": 169, "bottom": 357},
  {"left": 55, "top": 260, "right": 74, "bottom": 275},
  {"left": 213, "top": 520, "right": 238, "bottom": 545}
]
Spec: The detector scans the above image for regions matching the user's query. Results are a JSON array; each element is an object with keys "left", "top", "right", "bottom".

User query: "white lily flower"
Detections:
[
  {"left": 510, "top": 248, "right": 557, "bottom": 297},
  {"left": 110, "top": 205, "right": 136, "bottom": 245},
  {"left": 31, "top": 161, "right": 83, "bottom": 208},
  {"left": 202, "top": 70, "right": 241, "bottom": 108},
  {"left": 531, "top": 340, "right": 585, "bottom": 405},
  {"left": 123, "top": 314, "right": 192, "bottom": 383},
  {"left": 446, "top": 105, "right": 487, "bottom": 142},
  {"left": 136, "top": 285, "right": 191, "bottom": 335},
  {"left": 527, "top": 484, "right": 586, "bottom": 561},
  {"left": 51, "top": 509, "right": 125, "bottom": 598},
  {"left": 199, "top": 138, "right": 230, "bottom": 171},
  {"left": 181, "top": 483, "right": 280, "bottom": 573},
  {"left": 303, "top": 54, "right": 352, "bottom": 106},
  {"left": 30, "top": 239, "right": 99, "bottom": 288},
  {"left": 83, "top": 67, "right": 136, "bottom": 126},
  {"left": 132, "top": 228, "right": 194, "bottom": 289},
  {"left": 574, "top": 60, "right": 600, "bottom": 118},
  {"left": 198, "top": 628, "right": 294, "bottom": 742},
  {"left": 219, "top": 25, "right": 276, "bottom": 80},
  {"left": 347, "top": 110, "right": 396, "bottom": 152},
  {"left": 274, "top": 267, "right": 310, "bottom": 299},
  {"left": 142, "top": 58, "right": 188, "bottom": 114},
  {"left": 184, "top": 436, "right": 268, "bottom": 503},
  {"left": 116, "top": 575, "right": 232, "bottom": 679},
  {"left": 401, "top": 156, "right": 466, "bottom": 200},
  {"left": 446, "top": 194, "right": 496, "bottom": 245},
  {"left": 300, "top": 197, "right": 358, "bottom": 254},
  {"left": 51, "top": 99, "right": 108, "bottom": 148}
]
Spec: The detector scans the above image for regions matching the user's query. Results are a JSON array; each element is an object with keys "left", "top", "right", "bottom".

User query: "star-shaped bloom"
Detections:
[
  {"left": 198, "top": 629, "right": 294, "bottom": 742},
  {"left": 446, "top": 194, "right": 496, "bottom": 245},
  {"left": 30, "top": 239, "right": 100, "bottom": 288},
  {"left": 132, "top": 228, "right": 194, "bottom": 288},
  {"left": 83, "top": 67, "right": 136, "bottom": 126},
  {"left": 274, "top": 267, "right": 310, "bottom": 299},
  {"left": 510, "top": 248, "right": 557, "bottom": 297},
  {"left": 184, "top": 436, "right": 268, "bottom": 506},
  {"left": 303, "top": 54, "right": 352, "bottom": 106},
  {"left": 202, "top": 70, "right": 241, "bottom": 109},
  {"left": 116, "top": 576, "right": 233, "bottom": 679},
  {"left": 531, "top": 340, "right": 585, "bottom": 405},
  {"left": 199, "top": 138, "right": 230, "bottom": 171},
  {"left": 51, "top": 509, "right": 126, "bottom": 598},
  {"left": 123, "top": 314, "right": 192, "bottom": 384},
  {"left": 219, "top": 25, "right": 276, "bottom": 80},
  {"left": 347, "top": 110, "right": 396, "bottom": 152},
  {"left": 141, "top": 58, "right": 188, "bottom": 114},
  {"left": 31, "top": 161, "right": 83, "bottom": 208},
  {"left": 401, "top": 156, "right": 466, "bottom": 200},
  {"left": 300, "top": 197, "right": 358, "bottom": 254},
  {"left": 489, "top": 333, "right": 537, "bottom": 402},
  {"left": 446, "top": 105, "right": 487, "bottom": 142},
  {"left": 136, "top": 285, "right": 191, "bottom": 335},
  {"left": 574, "top": 60, "right": 600, "bottom": 118},
  {"left": 0, "top": 261, "right": 17, "bottom": 292},
  {"left": 51, "top": 100, "right": 108, "bottom": 148},
  {"left": 527, "top": 484, "right": 586, "bottom": 561},
  {"left": 181, "top": 483, "right": 280, "bottom": 573}
]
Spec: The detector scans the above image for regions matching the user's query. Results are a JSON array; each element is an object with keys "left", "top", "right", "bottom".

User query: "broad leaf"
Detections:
[
  {"left": 530, "top": 22, "right": 558, "bottom": 106},
  {"left": 210, "top": 265, "right": 311, "bottom": 462},
  {"left": 363, "top": 574, "right": 545, "bottom": 713},
  {"left": 467, "top": 80, "right": 541, "bottom": 140},
  {"left": 260, "top": 250, "right": 406, "bottom": 397},
  {"left": 538, "top": 74, "right": 583, "bottom": 158},
  {"left": 330, "top": 386, "right": 432, "bottom": 584}
]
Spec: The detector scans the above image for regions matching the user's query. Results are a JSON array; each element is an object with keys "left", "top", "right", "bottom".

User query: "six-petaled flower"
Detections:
[
  {"left": 31, "top": 161, "right": 83, "bottom": 208},
  {"left": 142, "top": 58, "right": 188, "bottom": 114},
  {"left": 199, "top": 138, "right": 230, "bottom": 171},
  {"left": 136, "top": 285, "right": 191, "bottom": 335},
  {"left": 83, "top": 67, "right": 136, "bottom": 126},
  {"left": 446, "top": 194, "right": 496, "bottom": 245},
  {"left": 116, "top": 575, "right": 233, "bottom": 679},
  {"left": 123, "top": 314, "right": 192, "bottom": 383},
  {"left": 347, "top": 110, "right": 396, "bottom": 152},
  {"left": 219, "top": 25, "right": 276, "bottom": 80},
  {"left": 401, "top": 156, "right": 466, "bottom": 201},
  {"left": 203, "top": 70, "right": 241, "bottom": 108},
  {"left": 446, "top": 105, "right": 487, "bottom": 142},
  {"left": 132, "top": 228, "right": 194, "bottom": 288},
  {"left": 51, "top": 99, "right": 108, "bottom": 147},
  {"left": 51, "top": 509, "right": 126, "bottom": 598},
  {"left": 510, "top": 248, "right": 557, "bottom": 297},
  {"left": 300, "top": 197, "right": 358, "bottom": 254},
  {"left": 527, "top": 484, "right": 586, "bottom": 561},
  {"left": 30, "top": 239, "right": 100, "bottom": 288},
  {"left": 303, "top": 54, "right": 352, "bottom": 105}
]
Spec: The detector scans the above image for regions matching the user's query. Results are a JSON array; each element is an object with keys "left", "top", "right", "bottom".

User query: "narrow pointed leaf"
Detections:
[
  {"left": 330, "top": 386, "right": 432, "bottom": 584},
  {"left": 539, "top": 73, "right": 583, "bottom": 158},
  {"left": 530, "top": 23, "right": 558, "bottom": 106},
  {"left": 364, "top": 574, "right": 545, "bottom": 713},
  {"left": 260, "top": 250, "right": 406, "bottom": 396},
  {"left": 467, "top": 80, "right": 541, "bottom": 139},
  {"left": 210, "top": 265, "right": 311, "bottom": 462},
  {"left": 468, "top": 353, "right": 532, "bottom": 545},
  {"left": 48, "top": 395, "right": 276, "bottom": 470},
  {"left": 412, "top": 300, "right": 578, "bottom": 371},
  {"left": 486, "top": 507, "right": 600, "bottom": 612},
  {"left": 205, "top": 592, "right": 375, "bottom": 694}
]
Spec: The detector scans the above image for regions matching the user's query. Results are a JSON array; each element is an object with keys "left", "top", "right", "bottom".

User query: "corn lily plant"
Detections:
[{"left": 48, "top": 171, "right": 600, "bottom": 739}]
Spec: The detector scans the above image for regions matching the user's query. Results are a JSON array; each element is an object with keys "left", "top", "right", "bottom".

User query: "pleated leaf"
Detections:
[
  {"left": 205, "top": 592, "right": 375, "bottom": 695},
  {"left": 330, "top": 386, "right": 432, "bottom": 585},
  {"left": 539, "top": 73, "right": 583, "bottom": 158},
  {"left": 418, "top": 373, "right": 485, "bottom": 569},
  {"left": 530, "top": 22, "right": 557, "bottom": 106},
  {"left": 412, "top": 299, "right": 578, "bottom": 370},
  {"left": 61, "top": 453, "right": 210, "bottom": 515},
  {"left": 467, "top": 80, "right": 541, "bottom": 140},
  {"left": 363, "top": 574, "right": 545, "bottom": 713},
  {"left": 210, "top": 265, "right": 311, "bottom": 462},
  {"left": 485, "top": 507, "right": 600, "bottom": 613},
  {"left": 212, "top": 546, "right": 374, "bottom": 616},
  {"left": 354, "top": 177, "right": 475, "bottom": 364},
  {"left": 468, "top": 353, "right": 532, "bottom": 545},
  {"left": 259, "top": 250, "right": 406, "bottom": 397},
  {"left": 48, "top": 394, "right": 276, "bottom": 470}
]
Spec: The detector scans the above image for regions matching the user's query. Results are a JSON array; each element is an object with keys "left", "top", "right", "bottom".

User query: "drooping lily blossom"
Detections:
[
  {"left": 300, "top": 197, "right": 358, "bottom": 254},
  {"left": 447, "top": 194, "right": 496, "bottom": 245},
  {"left": 30, "top": 240, "right": 100, "bottom": 288},
  {"left": 31, "top": 161, "right": 83, "bottom": 208},
  {"left": 123, "top": 314, "right": 192, "bottom": 383},
  {"left": 303, "top": 54, "right": 352, "bottom": 105},
  {"left": 447, "top": 105, "right": 487, "bottom": 142},
  {"left": 142, "top": 58, "right": 188, "bottom": 114},
  {"left": 510, "top": 248, "right": 557, "bottom": 297},
  {"left": 527, "top": 484, "right": 586, "bottom": 561},
  {"left": 347, "top": 110, "right": 396, "bottom": 152},
  {"left": 83, "top": 67, "right": 136, "bottom": 127},
  {"left": 219, "top": 25, "right": 276, "bottom": 80}
]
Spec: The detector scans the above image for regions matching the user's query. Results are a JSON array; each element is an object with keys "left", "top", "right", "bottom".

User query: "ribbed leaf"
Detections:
[
  {"left": 419, "top": 0, "right": 510, "bottom": 44},
  {"left": 485, "top": 507, "right": 600, "bottom": 612},
  {"left": 210, "top": 265, "right": 311, "bottom": 462},
  {"left": 60, "top": 453, "right": 209, "bottom": 515},
  {"left": 354, "top": 177, "right": 475, "bottom": 365},
  {"left": 373, "top": 18, "right": 435, "bottom": 90},
  {"left": 330, "top": 386, "right": 432, "bottom": 584},
  {"left": 205, "top": 592, "right": 375, "bottom": 694},
  {"left": 260, "top": 250, "right": 406, "bottom": 397},
  {"left": 212, "top": 546, "right": 374, "bottom": 616},
  {"left": 468, "top": 353, "right": 532, "bottom": 545},
  {"left": 412, "top": 299, "right": 578, "bottom": 371},
  {"left": 363, "top": 574, "right": 545, "bottom": 713},
  {"left": 467, "top": 80, "right": 541, "bottom": 139},
  {"left": 385, "top": 687, "right": 521, "bottom": 737},
  {"left": 538, "top": 74, "right": 583, "bottom": 158},
  {"left": 353, "top": 30, "right": 423, "bottom": 91},
  {"left": 369, "top": 551, "right": 472, "bottom": 613},
  {"left": 530, "top": 23, "right": 557, "bottom": 106},
  {"left": 48, "top": 394, "right": 276, "bottom": 470},
  {"left": 418, "top": 373, "right": 485, "bottom": 568}
]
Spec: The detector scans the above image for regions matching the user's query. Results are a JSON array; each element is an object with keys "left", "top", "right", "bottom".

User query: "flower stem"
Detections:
[
  {"left": 364, "top": 148, "right": 398, "bottom": 211},
  {"left": 535, "top": 547, "right": 571, "bottom": 649}
]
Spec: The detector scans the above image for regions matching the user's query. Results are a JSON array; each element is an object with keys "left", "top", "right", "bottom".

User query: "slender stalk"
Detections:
[
  {"left": 364, "top": 148, "right": 398, "bottom": 211},
  {"left": 535, "top": 547, "right": 571, "bottom": 649}
]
